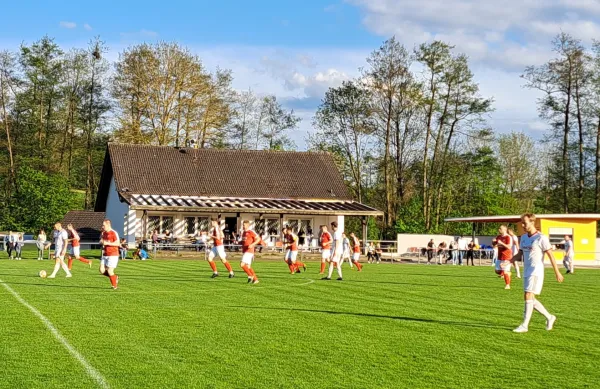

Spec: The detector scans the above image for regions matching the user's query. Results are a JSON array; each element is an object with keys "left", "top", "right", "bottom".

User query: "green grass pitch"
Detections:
[{"left": 1, "top": 249, "right": 599, "bottom": 388}]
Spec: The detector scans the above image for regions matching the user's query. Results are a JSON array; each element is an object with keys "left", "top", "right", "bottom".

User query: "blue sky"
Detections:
[{"left": 3, "top": 0, "right": 600, "bottom": 148}]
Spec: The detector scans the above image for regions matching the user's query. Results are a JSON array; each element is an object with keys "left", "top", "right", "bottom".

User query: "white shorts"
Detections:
[
  {"left": 70, "top": 246, "right": 80, "bottom": 257},
  {"left": 321, "top": 249, "right": 331, "bottom": 260},
  {"left": 54, "top": 251, "right": 65, "bottom": 260},
  {"left": 343, "top": 250, "right": 350, "bottom": 259},
  {"left": 495, "top": 260, "right": 512, "bottom": 273},
  {"left": 101, "top": 256, "right": 119, "bottom": 269},
  {"left": 285, "top": 250, "right": 298, "bottom": 262},
  {"left": 563, "top": 254, "right": 573, "bottom": 263},
  {"left": 352, "top": 253, "right": 360, "bottom": 262},
  {"left": 241, "top": 252, "right": 254, "bottom": 266},
  {"left": 209, "top": 245, "right": 226, "bottom": 260},
  {"left": 524, "top": 274, "right": 544, "bottom": 295},
  {"left": 330, "top": 254, "right": 341, "bottom": 263}
]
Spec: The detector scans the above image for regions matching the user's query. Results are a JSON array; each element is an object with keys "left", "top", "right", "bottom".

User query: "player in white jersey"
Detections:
[
  {"left": 563, "top": 235, "right": 574, "bottom": 274},
  {"left": 507, "top": 228, "right": 521, "bottom": 279},
  {"left": 322, "top": 221, "right": 343, "bottom": 281},
  {"left": 513, "top": 214, "right": 564, "bottom": 333},
  {"left": 48, "top": 222, "right": 72, "bottom": 278},
  {"left": 341, "top": 233, "right": 352, "bottom": 268}
]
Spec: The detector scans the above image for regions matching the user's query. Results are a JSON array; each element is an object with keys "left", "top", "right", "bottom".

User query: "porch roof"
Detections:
[{"left": 126, "top": 194, "right": 383, "bottom": 217}]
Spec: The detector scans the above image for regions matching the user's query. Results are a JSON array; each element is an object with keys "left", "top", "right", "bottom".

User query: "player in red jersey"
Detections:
[
  {"left": 66, "top": 223, "right": 92, "bottom": 270},
  {"left": 495, "top": 225, "right": 513, "bottom": 289},
  {"left": 100, "top": 219, "right": 120, "bottom": 290},
  {"left": 319, "top": 225, "right": 332, "bottom": 274},
  {"left": 207, "top": 219, "right": 234, "bottom": 278},
  {"left": 240, "top": 220, "right": 260, "bottom": 284},
  {"left": 283, "top": 226, "right": 306, "bottom": 274},
  {"left": 349, "top": 232, "right": 363, "bottom": 271}
]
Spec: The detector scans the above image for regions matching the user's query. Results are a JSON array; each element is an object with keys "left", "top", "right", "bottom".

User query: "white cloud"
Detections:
[
  {"left": 84, "top": 23, "right": 93, "bottom": 31},
  {"left": 59, "top": 21, "right": 77, "bottom": 29}
]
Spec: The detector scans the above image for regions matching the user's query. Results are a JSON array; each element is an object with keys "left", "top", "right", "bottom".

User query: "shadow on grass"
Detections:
[
  {"left": 346, "top": 279, "right": 491, "bottom": 289},
  {"left": 230, "top": 305, "right": 508, "bottom": 330}
]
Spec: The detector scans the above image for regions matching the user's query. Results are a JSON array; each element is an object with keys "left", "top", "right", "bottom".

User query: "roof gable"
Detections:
[
  {"left": 102, "top": 143, "right": 352, "bottom": 203},
  {"left": 61, "top": 211, "right": 105, "bottom": 241}
]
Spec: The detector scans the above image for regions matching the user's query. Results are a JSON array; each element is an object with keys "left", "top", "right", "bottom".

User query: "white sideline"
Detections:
[{"left": 0, "top": 279, "right": 110, "bottom": 389}]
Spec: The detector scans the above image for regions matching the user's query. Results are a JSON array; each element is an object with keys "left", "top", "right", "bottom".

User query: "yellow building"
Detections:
[{"left": 444, "top": 214, "right": 600, "bottom": 263}]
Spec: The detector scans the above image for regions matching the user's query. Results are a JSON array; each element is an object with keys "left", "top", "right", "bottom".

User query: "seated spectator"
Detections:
[{"left": 133, "top": 247, "right": 149, "bottom": 260}]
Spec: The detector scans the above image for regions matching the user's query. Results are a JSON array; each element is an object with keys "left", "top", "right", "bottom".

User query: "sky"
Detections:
[{"left": 2, "top": 0, "right": 600, "bottom": 148}]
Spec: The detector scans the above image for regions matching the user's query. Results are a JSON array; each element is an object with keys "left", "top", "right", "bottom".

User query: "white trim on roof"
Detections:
[{"left": 445, "top": 214, "right": 600, "bottom": 223}]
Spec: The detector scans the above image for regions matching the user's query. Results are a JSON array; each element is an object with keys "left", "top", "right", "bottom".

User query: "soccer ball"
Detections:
[{"left": 39, "top": 270, "right": 47, "bottom": 278}]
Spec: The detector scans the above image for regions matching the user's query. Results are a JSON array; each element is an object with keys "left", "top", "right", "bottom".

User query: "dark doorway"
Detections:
[{"left": 224, "top": 217, "right": 238, "bottom": 239}]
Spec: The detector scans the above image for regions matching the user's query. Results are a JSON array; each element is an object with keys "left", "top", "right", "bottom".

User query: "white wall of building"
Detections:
[{"left": 105, "top": 178, "right": 129, "bottom": 240}]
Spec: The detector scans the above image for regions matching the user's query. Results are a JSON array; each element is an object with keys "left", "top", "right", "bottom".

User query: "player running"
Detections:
[
  {"left": 319, "top": 225, "right": 333, "bottom": 274},
  {"left": 100, "top": 219, "right": 120, "bottom": 290},
  {"left": 563, "top": 235, "right": 575, "bottom": 274},
  {"left": 66, "top": 223, "right": 92, "bottom": 270},
  {"left": 495, "top": 225, "right": 513, "bottom": 289},
  {"left": 48, "top": 222, "right": 72, "bottom": 279},
  {"left": 207, "top": 219, "right": 234, "bottom": 278},
  {"left": 349, "top": 232, "right": 363, "bottom": 271},
  {"left": 283, "top": 226, "right": 306, "bottom": 274},
  {"left": 240, "top": 220, "right": 260, "bottom": 284},
  {"left": 322, "top": 221, "right": 343, "bottom": 281},
  {"left": 513, "top": 213, "right": 564, "bottom": 333},
  {"left": 508, "top": 228, "right": 521, "bottom": 279}
]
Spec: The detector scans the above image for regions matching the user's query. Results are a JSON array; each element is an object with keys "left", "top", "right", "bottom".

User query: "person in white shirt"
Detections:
[
  {"left": 507, "top": 228, "right": 521, "bottom": 279},
  {"left": 341, "top": 232, "right": 352, "bottom": 268},
  {"left": 513, "top": 214, "right": 563, "bottom": 333},
  {"left": 563, "top": 235, "right": 575, "bottom": 274},
  {"left": 48, "top": 222, "right": 72, "bottom": 279},
  {"left": 322, "top": 221, "right": 343, "bottom": 281}
]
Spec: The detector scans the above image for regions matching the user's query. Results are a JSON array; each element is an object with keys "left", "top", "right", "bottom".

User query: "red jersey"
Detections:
[
  {"left": 242, "top": 229, "right": 260, "bottom": 254},
  {"left": 352, "top": 236, "right": 361, "bottom": 254},
  {"left": 70, "top": 230, "right": 80, "bottom": 247},
  {"left": 320, "top": 231, "right": 332, "bottom": 250},
  {"left": 211, "top": 227, "right": 223, "bottom": 246},
  {"left": 496, "top": 234, "right": 513, "bottom": 260},
  {"left": 102, "top": 230, "right": 119, "bottom": 257},
  {"left": 285, "top": 233, "right": 298, "bottom": 251}
]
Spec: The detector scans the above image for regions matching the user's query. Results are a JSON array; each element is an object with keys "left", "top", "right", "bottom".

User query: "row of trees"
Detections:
[
  {"left": 0, "top": 37, "right": 300, "bottom": 231},
  {"left": 2, "top": 33, "right": 600, "bottom": 236}
]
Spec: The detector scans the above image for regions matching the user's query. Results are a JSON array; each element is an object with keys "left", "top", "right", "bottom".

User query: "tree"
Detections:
[
  {"left": 311, "top": 80, "right": 374, "bottom": 202},
  {"left": 228, "top": 88, "right": 257, "bottom": 149},
  {"left": 0, "top": 51, "right": 18, "bottom": 195},
  {"left": 256, "top": 95, "right": 299, "bottom": 150},
  {"left": 497, "top": 132, "right": 540, "bottom": 209}
]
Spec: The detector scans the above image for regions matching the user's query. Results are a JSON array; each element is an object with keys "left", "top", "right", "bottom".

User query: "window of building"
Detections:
[
  {"left": 548, "top": 227, "right": 573, "bottom": 250},
  {"left": 184, "top": 216, "right": 210, "bottom": 235},
  {"left": 147, "top": 215, "right": 176, "bottom": 234}
]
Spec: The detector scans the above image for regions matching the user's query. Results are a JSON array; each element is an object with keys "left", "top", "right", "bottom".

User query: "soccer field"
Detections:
[{"left": 1, "top": 252, "right": 599, "bottom": 389}]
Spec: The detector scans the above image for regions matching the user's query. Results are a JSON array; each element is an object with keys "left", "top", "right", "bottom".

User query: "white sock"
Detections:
[
  {"left": 533, "top": 299, "right": 552, "bottom": 320},
  {"left": 336, "top": 263, "right": 343, "bottom": 278},
  {"left": 522, "top": 300, "right": 534, "bottom": 328},
  {"left": 50, "top": 262, "right": 60, "bottom": 277},
  {"left": 60, "top": 261, "right": 72, "bottom": 276},
  {"left": 327, "top": 263, "right": 335, "bottom": 278},
  {"left": 515, "top": 263, "right": 521, "bottom": 277}
]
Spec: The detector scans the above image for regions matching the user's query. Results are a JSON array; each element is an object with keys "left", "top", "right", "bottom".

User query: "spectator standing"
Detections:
[
  {"left": 426, "top": 239, "right": 435, "bottom": 264},
  {"left": 367, "top": 242, "right": 375, "bottom": 263},
  {"left": 375, "top": 243, "right": 383, "bottom": 264},
  {"left": 120, "top": 238, "right": 128, "bottom": 260},
  {"left": 449, "top": 239, "right": 458, "bottom": 265},
  {"left": 6, "top": 231, "right": 16, "bottom": 259},
  {"left": 36, "top": 229, "right": 47, "bottom": 260},
  {"left": 14, "top": 233, "right": 24, "bottom": 260},
  {"left": 437, "top": 241, "right": 447, "bottom": 265},
  {"left": 466, "top": 240, "right": 475, "bottom": 266}
]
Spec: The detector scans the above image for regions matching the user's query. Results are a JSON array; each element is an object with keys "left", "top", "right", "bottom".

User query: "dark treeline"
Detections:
[{"left": 1, "top": 33, "right": 599, "bottom": 236}]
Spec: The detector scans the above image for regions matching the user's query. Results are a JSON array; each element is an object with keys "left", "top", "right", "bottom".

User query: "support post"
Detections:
[
  {"left": 280, "top": 214, "right": 284, "bottom": 252},
  {"left": 362, "top": 216, "right": 368, "bottom": 255}
]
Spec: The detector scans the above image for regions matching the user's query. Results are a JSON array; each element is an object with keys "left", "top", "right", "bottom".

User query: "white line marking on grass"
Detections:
[{"left": 0, "top": 279, "right": 110, "bottom": 389}]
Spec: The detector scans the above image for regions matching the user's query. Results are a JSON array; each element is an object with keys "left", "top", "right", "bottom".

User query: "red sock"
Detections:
[
  {"left": 209, "top": 261, "right": 217, "bottom": 272},
  {"left": 296, "top": 261, "right": 305, "bottom": 268},
  {"left": 67, "top": 257, "right": 73, "bottom": 270},
  {"left": 109, "top": 274, "right": 117, "bottom": 287},
  {"left": 78, "top": 256, "right": 91, "bottom": 264},
  {"left": 320, "top": 262, "right": 326, "bottom": 273},
  {"left": 250, "top": 268, "right": 257, "bottom": 280},
  {"left": 504, "top": 273, "right": 511, "bottom": 285},
  {"left": 224, "top": 262, "right": 233, "bottom": 273},
  {"left": 355, "top": 262, "right": 362, "bottom": 271},
  {"left": 241, "top": 264, "right": 253, "bottom": 277},
  {"left": 288, "top": 263, "right": 295, "bottom": 273}
]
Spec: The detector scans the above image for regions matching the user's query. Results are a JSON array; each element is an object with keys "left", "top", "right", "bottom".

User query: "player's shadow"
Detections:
[{"left": 231, "top": 305, "right": 509, "bottom": 330}]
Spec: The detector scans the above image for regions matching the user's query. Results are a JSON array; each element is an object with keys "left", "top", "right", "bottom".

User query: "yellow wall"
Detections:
[{"left": 539, "top": 219, "right": 597, "bottom": 261}]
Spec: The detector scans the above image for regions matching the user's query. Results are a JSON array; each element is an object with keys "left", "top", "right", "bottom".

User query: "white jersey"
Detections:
[
  {"left": 520, "top": 232, "right": 551, "bottom": 278},
  {"left": 510, "top": 235, "right": 519, "bottom": 256},
  {"left": 564, "top": 240, "right": 574, "bottom": 257},
  {"left": 332, "top": 231, "right": 343, "bottom": 256},
  {"left": 53, "top": 229, "right": 68, "bottom": 253}
]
